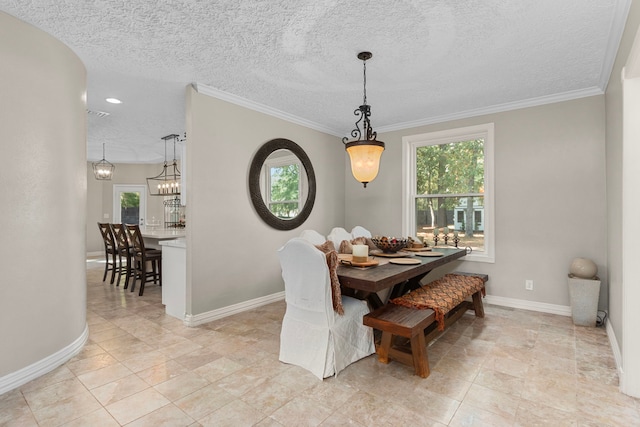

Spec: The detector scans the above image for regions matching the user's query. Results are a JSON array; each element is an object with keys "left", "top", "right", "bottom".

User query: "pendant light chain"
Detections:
[{"left": 362, "top": 59, "right": 367, "bottom": 106}]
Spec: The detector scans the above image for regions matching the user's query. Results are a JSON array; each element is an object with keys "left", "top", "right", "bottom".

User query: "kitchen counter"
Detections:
[
  {"left": 141, "top": 228, "right": 185, "bottom": 249},
  {"left": 140, "top": 227, "right": 186, "bottom": 239}
]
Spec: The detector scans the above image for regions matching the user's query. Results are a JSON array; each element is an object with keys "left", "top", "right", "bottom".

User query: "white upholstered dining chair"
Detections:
[
  {"left": 327, "top": 227, "right": 353, "bottom": 251},
  {"left": 351, "top": 225, "right": 372, "bottom": 239},
  {"left": 299, "top": 229, "right": 327, "bottom": 246},
  {"left": 277, "top": 237, "right": 375, "bottom": 379}
]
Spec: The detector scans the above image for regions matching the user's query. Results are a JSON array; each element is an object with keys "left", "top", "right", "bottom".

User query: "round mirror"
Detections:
[{"left": 249, "top": 138, "right": 316, "bottom": 230}]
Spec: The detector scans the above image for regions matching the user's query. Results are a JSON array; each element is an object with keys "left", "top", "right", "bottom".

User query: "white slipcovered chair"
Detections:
[
  {"left": 277, "top": 237, "right": 375, "bottom": 379},
  {"left": 327, "top": 227, "right": 353, "bottom": 251},
  {"left": 351, "top": 225, "right": 372, "bottom": 239},
  {"left": 299, "top": 229, "right": 327, "bottom": 246}
]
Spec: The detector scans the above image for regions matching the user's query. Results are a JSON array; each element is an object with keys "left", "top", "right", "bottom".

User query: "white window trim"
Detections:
[{"left": 402, "top": 123, "right": 495, "bottom": 263}]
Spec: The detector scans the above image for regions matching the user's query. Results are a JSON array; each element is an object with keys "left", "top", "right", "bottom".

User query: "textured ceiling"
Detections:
[{"left": 1, "top": 0, "right": 631, "bottom": 163}]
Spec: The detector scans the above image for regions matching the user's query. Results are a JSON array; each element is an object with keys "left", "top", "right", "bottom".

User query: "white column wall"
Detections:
[
  {"left": 621, "top": 63, "right": 640, "bottom": 398},
  {"left": 0, "top": 12, "right": 87, "bottom": 389}
]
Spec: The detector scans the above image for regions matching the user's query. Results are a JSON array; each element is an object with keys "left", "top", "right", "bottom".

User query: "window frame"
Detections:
[{"left": 402, "top": 123, "right": 495, "bottom": 263}]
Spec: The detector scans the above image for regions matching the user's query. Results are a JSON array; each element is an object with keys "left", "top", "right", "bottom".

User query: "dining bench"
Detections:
[{"left": 363, "top": 272, "right": 488, "bottom": 378}]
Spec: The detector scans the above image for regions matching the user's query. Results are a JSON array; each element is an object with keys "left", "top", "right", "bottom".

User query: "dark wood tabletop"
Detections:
[{"left": 337, "top": 247, "right": 467, "bottom": 307}]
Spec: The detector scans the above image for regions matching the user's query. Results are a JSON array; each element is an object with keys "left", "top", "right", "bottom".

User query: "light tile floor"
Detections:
[{"left": 1, "top": 261, "right": 639, "bottom": 426}]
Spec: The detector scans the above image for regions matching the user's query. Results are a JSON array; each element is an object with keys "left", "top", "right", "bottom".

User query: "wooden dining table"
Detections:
[{"left": 337, "top": 247, "right": 468, "bottom": 308}]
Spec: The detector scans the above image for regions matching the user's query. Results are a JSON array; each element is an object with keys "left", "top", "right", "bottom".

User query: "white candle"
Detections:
[{"left": 352, "top": 244, "right": 368, "bottom": 263}]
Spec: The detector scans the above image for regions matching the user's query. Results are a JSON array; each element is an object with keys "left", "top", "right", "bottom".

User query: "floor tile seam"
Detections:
[
  {"left": 173, "top": 392, "right": 231, "bottom": 422},
  {"left": 513, "top": 396, "right": 577, "bottom": 421},
  {"left": 152, "top": 376, "right": 212, "bottom": 404},
  {"left": 460, "top": 391, "right": 521, "bottom": 421},
  {"left": 30, "top": 386, "right": 105, "bottom": 426},
  {"left": 124, "top": 402, "right": 193, "bottom": 426},
  {"left": 199, "top": 398, "right": 270, "bottom": 425}
]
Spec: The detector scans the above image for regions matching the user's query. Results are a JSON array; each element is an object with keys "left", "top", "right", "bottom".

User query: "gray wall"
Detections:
[
  {"left": 0, "top": 12, "right": 87, "bottom": 377},
  {"left": 185, "top": 86, "right": 345, "bottom": 316},
  {"left": 345, "top": 96, "right": 607, "bottom": 309}
]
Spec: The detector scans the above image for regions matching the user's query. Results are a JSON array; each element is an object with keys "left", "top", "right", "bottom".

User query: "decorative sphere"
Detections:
[{"left": 570, "top": 257, "right": 597, "bottom": 279}]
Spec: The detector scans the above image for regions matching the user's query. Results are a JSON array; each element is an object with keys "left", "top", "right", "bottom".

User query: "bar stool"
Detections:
[
  {"left": 97, "top": 222, "right": 118, "bottom": 284},
  {"left": 111, "top": 223, "right": 132, "bottom": 288},
  {"left": 125, "top": 224, "right": 162, "bottom": 296}
]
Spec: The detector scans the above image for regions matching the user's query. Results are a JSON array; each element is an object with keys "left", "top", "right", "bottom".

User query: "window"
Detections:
[
  {"left": 262, "top": 151, "right": 303, "bottom": 220},
  {"left": 403, "top": 123, "right": 494, "bottom": 262}
]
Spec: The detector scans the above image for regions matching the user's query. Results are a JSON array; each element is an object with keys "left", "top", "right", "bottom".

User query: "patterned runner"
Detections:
[{"left": 391, "top": 274, "right": 485, "bottom": 330}]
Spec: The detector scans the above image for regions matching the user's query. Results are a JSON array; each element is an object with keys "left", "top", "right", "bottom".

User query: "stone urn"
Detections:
[{"left": 568, "top": 257, "right": 600, "bottom": 327}]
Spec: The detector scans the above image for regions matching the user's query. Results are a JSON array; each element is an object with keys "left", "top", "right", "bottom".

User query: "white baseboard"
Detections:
[
  {"left": 184, "top": 291, "right": 285, "bottom": 327},
  {"left": 183, "top": 293, "right": 568, "bottom": 327},
  {"left": 0, "top": 323, "right": 89, "bottom": 395},
  {"left": 605, "top": 319, "right": 624, "bottom": 389},
  {"left": 485, "top": 294, "right": 572, "bottom": 316}
]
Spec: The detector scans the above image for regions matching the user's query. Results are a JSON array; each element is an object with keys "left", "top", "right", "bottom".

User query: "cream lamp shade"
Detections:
[{"left": 346, "top": 141, "right": 384, "bottom": 185}]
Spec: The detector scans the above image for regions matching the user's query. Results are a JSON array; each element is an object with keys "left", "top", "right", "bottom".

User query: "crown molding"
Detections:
[
  {"left": 196, "top": 83, "right": 606, "bottom": 138},
  {"left": 600, "top": 0, "right": 633, "bottom": 87},
  {"left": 194, "top": 83, "right": 342, "bottom": 137},
  {"left": 377, "top": 86, "right": 605, "bottom": 133}
]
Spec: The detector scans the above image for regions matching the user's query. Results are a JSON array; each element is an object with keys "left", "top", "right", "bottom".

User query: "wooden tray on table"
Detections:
[{"left": 339, "top": 254, "right": 379, "bottom": 268}]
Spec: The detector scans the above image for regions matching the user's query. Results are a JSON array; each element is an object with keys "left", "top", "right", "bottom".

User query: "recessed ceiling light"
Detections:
[{"left": 105, "top": 98, "right": 122, "bottom": 104}]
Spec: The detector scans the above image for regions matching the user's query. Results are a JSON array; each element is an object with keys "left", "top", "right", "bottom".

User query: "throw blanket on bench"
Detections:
[{"left": 390, "top": 274, "right": 486, "bottom": 331}]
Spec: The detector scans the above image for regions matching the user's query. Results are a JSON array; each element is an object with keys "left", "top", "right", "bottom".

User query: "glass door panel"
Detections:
[{"left": 113, "top": 185, "right": 147, "bottom": 226}]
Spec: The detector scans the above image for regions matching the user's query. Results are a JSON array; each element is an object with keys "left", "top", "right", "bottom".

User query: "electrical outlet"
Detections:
[{"left": 525, "top": 280, "right": 534, "bottom": 291}]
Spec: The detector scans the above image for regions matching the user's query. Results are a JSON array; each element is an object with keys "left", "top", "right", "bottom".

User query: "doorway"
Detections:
[{"left": 113, "top": 185, "right": 147, "bottom": 226}]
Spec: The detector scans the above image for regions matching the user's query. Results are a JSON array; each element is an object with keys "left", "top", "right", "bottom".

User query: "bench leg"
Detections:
[
  {"left": 377, "top": 331, "right": 392, "bottom": 364},
  {"left": 410, "top": 332, "right": 430, "bottom": 378},
  {"left": 472, "top": 290, "right": 485, "bottom": 318}
]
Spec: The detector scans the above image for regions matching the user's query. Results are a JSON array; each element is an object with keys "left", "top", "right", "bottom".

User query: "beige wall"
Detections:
[
  {"left": 86, "top": 163, "right": 167, "bottom": 253},
  {"left": 0, "top": 12, "right": 87, "bottom": 378},
  {"left": 346, "top": 96, "right": 607, "bottom": 309},
  {"left": 186, "top": 86, "right": 345, "bottom": 315}
]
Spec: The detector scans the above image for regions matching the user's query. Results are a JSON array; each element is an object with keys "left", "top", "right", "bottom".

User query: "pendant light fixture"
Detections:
[
  {"left": 147, "top": 134, "right": 182, "bottom": 196},
  {"left": 92, "top": 143, "right": 115, "bottom": 180},
  {"left": 342, "top": 51, "right": 385, "bottom": 188}
]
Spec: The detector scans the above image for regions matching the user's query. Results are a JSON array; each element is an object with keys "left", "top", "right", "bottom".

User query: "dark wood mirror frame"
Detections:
[{"left": 249, "top": 138, "right": 316, "bottom": 230}]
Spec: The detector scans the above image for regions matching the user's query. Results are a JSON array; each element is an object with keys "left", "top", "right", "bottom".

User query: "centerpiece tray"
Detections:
[{"left": 404, "top": 247, "right": 432, "bottom": 252}]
